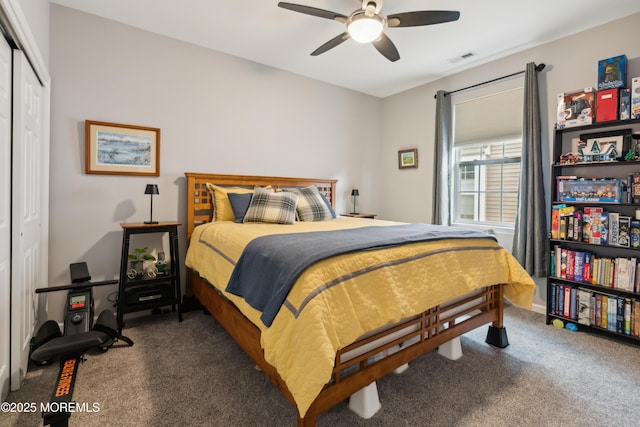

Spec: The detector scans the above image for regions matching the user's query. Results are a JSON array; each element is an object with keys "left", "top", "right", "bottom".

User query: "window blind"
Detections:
[{"left": 454, "top": 88, "right": 524, "bottom": 145}]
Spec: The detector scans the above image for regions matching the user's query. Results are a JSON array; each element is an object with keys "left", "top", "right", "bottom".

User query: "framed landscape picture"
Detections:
[
  {"left": 398, "top": 148, "right": 418, "bottom": 169},
  {"left": 85, "top": 120, "right": 160, "bottom": 176}
]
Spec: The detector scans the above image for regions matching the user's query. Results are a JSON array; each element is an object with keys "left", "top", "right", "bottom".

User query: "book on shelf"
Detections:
[
  {"left": 618, "top": 216, "right": 631, "bottom": 247},
  {"left": 573, "top": 251, "right": 585, "bottom": 281},
  {"left": 630, "top": 219, "right": 640, "bottom": 249},
  {"left": 602, "top": 295, "right": 608, "bottom": 330},
  {"left": 583, "top": 252, "right": 592, "bottom": 283},
  {"left": 600, "top": 212, "right": 609, "bottom": 246},
  {"left": 570, "top": 287, "right": 577, "bottom": 320},
  {"left": 624, "top": 298, "right": 632, "bottom": 335},
  {"left": 566, "top": 250, "right": 575, "bottom": 281},
  {"left": 577, "top": 288, "right": 591, "bottom": 325},
  {"left": 632, "top": 300, "right": 640, "bottom": 337},
  {"left": 595, "top": 294, "right": 602, "bottom": 327},
  {"left": 631, "top": 173, "right": 640, "bottom": 203},
  {"left": 611, "top": 295, "right": 620, "bottom": 333}
]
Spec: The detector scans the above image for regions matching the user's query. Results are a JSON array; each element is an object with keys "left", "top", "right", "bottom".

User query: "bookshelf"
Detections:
[{"left": 548, "top": 117, "right": 640, "bottom": 344}]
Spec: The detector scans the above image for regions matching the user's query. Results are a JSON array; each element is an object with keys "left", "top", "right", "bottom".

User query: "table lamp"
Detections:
[
  {"left": 144, "top": 184, "right": 159, "bottom": 224},
  {"left": 351, "top": 189, "right": 359, "bottom": 214}
]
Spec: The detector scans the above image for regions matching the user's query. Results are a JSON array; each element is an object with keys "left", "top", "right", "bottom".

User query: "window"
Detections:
[
  {"left": 453, "top": 88, "right": 523, "bottom": 227},
  {"left": 453, "top": 138, "right": 521, "bottom": 225}
]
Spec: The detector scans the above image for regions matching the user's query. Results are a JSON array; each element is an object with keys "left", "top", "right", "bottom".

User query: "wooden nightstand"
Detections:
[
  {"left": 117, "top": 221, "right": 182, "bottom": 331},
  {"left": 340, "top": 213, "right": 377, "bottom": 219}
]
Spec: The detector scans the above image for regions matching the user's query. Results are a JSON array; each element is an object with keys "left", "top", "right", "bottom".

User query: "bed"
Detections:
[{"left": 183, "top": 172, "right": 536, "bottom": 426}]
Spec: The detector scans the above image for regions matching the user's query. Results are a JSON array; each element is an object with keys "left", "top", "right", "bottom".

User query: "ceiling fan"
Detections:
[{"left": 278, "top": 0, "right": 460, "bottom": 62}]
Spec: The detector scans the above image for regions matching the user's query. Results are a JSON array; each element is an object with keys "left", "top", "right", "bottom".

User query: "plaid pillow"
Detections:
[
  {"left": 292, "top": 186, "right": 333, "bottom": 222},
  {"left": 243, "top": 186, "right": 298, "bottom": 224}
]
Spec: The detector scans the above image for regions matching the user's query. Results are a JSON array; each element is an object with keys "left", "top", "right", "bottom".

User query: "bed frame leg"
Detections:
[
  {"left": 348, "top": 381, "right": 382, "bottom": 419},
  {"left": 438, "top": 336, "right": 463, "bottom": 360},
  {"left": 485, "top": 325, "right": 509, "bottom": 348}
]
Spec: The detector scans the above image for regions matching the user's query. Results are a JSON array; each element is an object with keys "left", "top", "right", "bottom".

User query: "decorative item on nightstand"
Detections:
[
  {"left": 144, "top": 184, "right": 159, "bottom": 224},
  {"left": 156, "top": 251, "right": 167, "bottom": 274},
  {"left": 351, "top": 189, "right": 359, "bottom": 214}
]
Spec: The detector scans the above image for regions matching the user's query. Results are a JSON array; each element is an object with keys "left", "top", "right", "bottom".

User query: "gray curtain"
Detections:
[
  {"left": 512, "top": 62, "right": 547, "bottom": 277},
  {"left": 432, "top": 90, "right": 452, "bottom": 225}
]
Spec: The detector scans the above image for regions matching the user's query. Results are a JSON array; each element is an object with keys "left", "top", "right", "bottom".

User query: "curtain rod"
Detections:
[{"left": 434, "top": 63, "right": 545, "bottom": 99}]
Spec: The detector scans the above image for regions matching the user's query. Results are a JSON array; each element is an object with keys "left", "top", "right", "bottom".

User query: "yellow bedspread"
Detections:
[{"left": 185, "top": 218, "right": 535, "bottom": 417}]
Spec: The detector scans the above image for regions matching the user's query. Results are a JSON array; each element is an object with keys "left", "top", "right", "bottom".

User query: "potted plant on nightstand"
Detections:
[{"left": 128, "top": 247, "right": 156, "bottom": 278}]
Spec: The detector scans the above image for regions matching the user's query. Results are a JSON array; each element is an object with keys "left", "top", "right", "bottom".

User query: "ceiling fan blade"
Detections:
[
  {"left": 372, "top": 33, "right": 400, "bottom": 62},
  {"left": 278, "top": 2, "right": 348, "bottom": 22},
  {"left": 311, "top": 32, "right": 350, "bottom": 56},
  {"left": 387, "top": 11, "right": 460, "bottom": 28}
]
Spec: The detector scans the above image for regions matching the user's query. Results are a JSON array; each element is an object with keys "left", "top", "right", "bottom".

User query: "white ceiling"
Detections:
[{"left": 50, "top": 0, "right": 640, "bottom": 98}]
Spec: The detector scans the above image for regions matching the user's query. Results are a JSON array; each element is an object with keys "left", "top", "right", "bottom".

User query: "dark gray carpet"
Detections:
[{"left": 3, "top": 306, "right": 640, "bottom": 426}]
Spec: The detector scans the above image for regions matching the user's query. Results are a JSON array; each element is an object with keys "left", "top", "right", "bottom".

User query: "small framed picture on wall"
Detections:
[{"left": 398, "top": 148, "right": 418, "bottom": 169}]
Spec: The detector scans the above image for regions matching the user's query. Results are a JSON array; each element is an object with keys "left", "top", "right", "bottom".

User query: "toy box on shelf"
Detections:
[
  {"left": 620, "top": 88, "right": 631, "bottom": 120},
  {"left": 597, "top": 54, "right": 627, "bottom": 91},
  {"left": 596, "top": 88, "right": 619, "bottom": 122},
  {"left": 632, "top": 76, "right": 640, "bottom": 120},
  {"left": 557, "top": 88, "right": 594, "bottom": 129},
  {"left": 557, "top": 178, "right": 622, "bottom": 204}
]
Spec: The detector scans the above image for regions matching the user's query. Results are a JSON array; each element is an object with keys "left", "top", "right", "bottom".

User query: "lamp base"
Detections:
[
  {"left": 350, "top": 212, "right": 360, "bottom": 215},
  {"left": 144, "top": 221, "right": 159, "bottom": 225}
]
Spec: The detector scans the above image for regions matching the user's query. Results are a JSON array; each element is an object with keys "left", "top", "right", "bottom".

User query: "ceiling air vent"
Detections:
[{"left": 449, "top": 51, "right": 477, "bottom": 64}]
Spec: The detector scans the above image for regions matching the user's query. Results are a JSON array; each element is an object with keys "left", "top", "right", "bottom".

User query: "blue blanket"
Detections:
[{"left": 225, "top": 224, "right": 495, "bottom": 326}]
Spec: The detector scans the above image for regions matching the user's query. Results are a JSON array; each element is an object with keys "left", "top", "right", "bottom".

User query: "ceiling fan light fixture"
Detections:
[{"left": 347, "top": 12, "right": 384, "bottom": 43}]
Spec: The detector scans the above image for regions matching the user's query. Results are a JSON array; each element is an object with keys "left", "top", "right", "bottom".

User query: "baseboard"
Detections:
[{"left": 530, "top": 302, "right": 546, "bottom": 315}]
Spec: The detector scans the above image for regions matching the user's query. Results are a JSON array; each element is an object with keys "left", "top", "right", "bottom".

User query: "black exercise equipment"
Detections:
[{"left": 30, "top": 262, "right": 133, "bottom": 427}]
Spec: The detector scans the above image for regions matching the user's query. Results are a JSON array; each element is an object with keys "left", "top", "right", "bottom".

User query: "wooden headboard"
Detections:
[{"left": 184, "top": 172, "right": 337, "bottom": 242}]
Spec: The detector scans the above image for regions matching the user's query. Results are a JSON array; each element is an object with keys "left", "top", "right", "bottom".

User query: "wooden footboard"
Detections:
[{"left": 189, "top": 268, "right": 505, "bottom": 426}]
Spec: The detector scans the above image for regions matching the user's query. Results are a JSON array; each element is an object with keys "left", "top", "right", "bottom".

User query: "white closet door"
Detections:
[
  {"left": 10, "top": 50, "right": 43, "bottom": 390},
  {"left": 0, "top": 35, "right": 12, "bottom": 401}
]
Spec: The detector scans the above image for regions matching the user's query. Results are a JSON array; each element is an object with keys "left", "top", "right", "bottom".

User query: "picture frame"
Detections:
[
  {"left": 85, "top": 120, "right": 160, "bottom": 176},
  {"left": 398, "top": 148, "right": 418, "bottom": 169},
  {"left": 575, "top": 128, "right": 631, "bottom": 162}
]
